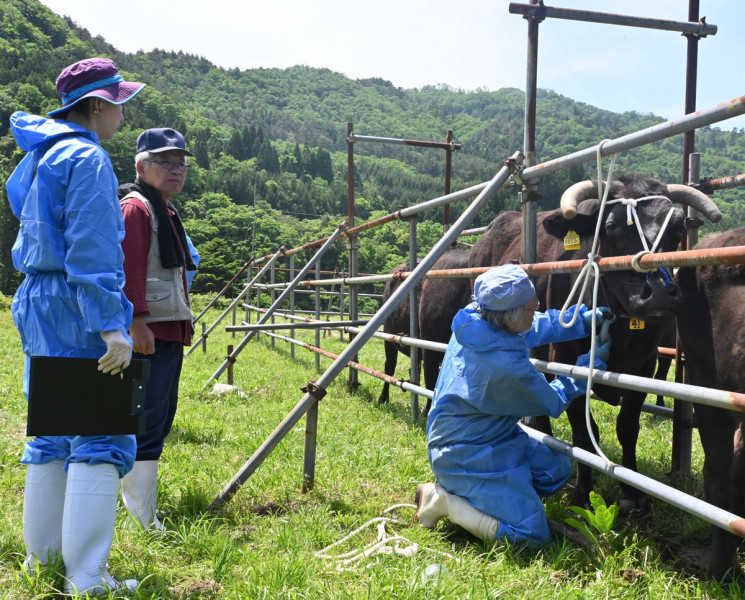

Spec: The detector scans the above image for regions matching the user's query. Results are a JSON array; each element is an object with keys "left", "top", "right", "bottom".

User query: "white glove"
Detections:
[{"left": 98, "top": 330, "right": 132, "bottom": 375}]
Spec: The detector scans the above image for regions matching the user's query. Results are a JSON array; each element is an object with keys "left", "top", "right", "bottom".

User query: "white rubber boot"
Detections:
[
  {"left": 414, "top": 483, "right": 450, "bottom": 527},
  {"left": 62, "top": 462, "right": 138, "bottom": 596},
  {"left": 447, "top": 492, "right": 500, "bottom": 541},
  {"left": 121, "top": 460, "right": 166, "bottom": 531},
  {"left": 415, "top": 482, "right": 500, "bottom": 541},
  {"left": 22, "top": 461, "right": 67, "bottom": 570}
]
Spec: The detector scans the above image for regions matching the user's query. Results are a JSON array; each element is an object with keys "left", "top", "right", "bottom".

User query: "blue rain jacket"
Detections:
[
  {"left": 185, "top": 233, "right": 200, "bottom": 290},
  {"left": 426, "top": 303, "right": 605, "bottom": 545},
  {"left": 7, "top": 111, "right": 135, "bottom": 474}
]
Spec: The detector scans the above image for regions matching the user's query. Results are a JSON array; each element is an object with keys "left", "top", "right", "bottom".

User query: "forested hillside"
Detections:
[{"left": 2, "top": 0, "right": 745, "bottom": 297}]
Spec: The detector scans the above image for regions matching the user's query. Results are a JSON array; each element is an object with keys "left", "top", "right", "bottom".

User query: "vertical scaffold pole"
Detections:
[
  {"left": 347, "top": 122, "right": 360, "bottom": 392},
  {"left": 290, "top": 254, "right": 296, "bottom": 360},
  {"left": 408, "top": 216, "right": 420, "bottom": 420},
  {"left": 520, "top": 0, "right": 543, "bottom": 427}
]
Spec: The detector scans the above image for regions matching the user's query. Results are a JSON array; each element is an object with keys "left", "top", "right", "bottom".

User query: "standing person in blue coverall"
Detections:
[
  {"left": 415, "top": 264, "right": 612, "bottom": 545},
  {"left": 6, "top": 58, "right": 144, "bottom": 596}
]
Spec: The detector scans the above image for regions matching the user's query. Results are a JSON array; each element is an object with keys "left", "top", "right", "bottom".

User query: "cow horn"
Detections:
[
  {"left": 560, "top": 180, "right": 601, "bottom": 219},
  {"left": 667, "top": 184, "right": 723, "bottom": 223}
]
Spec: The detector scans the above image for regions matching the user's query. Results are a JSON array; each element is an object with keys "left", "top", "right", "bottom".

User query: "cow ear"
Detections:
[{"left": 542, "top": 200, "right": 600, "bottom": 239}]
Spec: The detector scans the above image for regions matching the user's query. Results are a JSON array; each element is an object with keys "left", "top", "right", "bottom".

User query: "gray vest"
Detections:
[{"left": 124, "top": 192, "right": 193, "bottom": 324}]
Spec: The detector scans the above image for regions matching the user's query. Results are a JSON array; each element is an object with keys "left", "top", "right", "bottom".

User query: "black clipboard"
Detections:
[{"left": 27, "top": 357, "right": 150, "bottom": 437}]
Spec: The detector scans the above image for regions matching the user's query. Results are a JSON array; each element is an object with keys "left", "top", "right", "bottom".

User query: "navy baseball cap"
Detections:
[{"left": 136, "top": 128, "right": 193, "bottom": 156}]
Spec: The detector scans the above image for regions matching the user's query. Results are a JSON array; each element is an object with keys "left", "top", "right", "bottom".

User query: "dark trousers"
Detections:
[{"left": 133, "top": 340, "right": 183, "bottom": 461}]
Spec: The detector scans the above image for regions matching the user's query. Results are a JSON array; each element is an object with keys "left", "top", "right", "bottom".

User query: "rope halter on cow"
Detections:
[{"left": 605, "top": 195, "right": 678, "bottom": 278}]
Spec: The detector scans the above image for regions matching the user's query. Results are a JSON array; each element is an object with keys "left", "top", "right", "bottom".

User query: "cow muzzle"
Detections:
[{"left": 629, "top": 268, "right": 680, "bottom": 317}]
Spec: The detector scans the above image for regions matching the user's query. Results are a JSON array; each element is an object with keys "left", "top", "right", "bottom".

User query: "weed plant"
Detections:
[{"left": 0, "top": 299, "right": 740, "bottom": 598}]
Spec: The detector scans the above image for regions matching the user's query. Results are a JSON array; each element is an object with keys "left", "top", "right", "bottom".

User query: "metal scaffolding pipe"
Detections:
[
  {"left": 349, "top": 133, "right": 461, "bottom": 152},
  {"left": 508, "top": 3, "right": 717, "bottom": 36},
  {"left": 700, "top": 173, "right": 745, "bottom": 193},
  {"left": 254, "top": 310, "right": 739, "bottom": 538},
  {"left": 226, "top": 320, "right": 367, "bottom": 332},
  {"left": 261, "top": 329, "right": 433, "bottom": 399},
  {"left": 251, "top": 283, "right": 382, "bottom": 299},
  {"left": 247, "top": 307, "right": 448, "bottom": 353},
  {"left": 521, "top": 425, "right": 745, "bottom": 538},
  {"left": 521, "top": 95, "right": 745, "bottom": 183},
  {"left": 294, "top": 245, "right": 745, "bottom": 290},
  {"left": 342, "top": 321, "right": 745, "bottom": 412},
  {"left": 537, "top": 359, "right": 745, "bottom": 412}
]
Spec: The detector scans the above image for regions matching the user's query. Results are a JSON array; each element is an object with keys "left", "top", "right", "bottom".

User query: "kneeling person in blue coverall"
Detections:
[{"left": 415, "top": 264, "right": 611, "bottom": 545}]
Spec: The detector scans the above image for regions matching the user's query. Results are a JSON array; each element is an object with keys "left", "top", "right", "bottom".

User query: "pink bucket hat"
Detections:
[{"left": 47, "top": 57, "right": 145, "bottom": 117}]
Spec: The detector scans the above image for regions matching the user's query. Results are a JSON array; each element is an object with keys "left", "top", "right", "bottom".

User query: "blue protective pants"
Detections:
[{"left": 433, "top": 434, "right": 572, "bottom": 545}]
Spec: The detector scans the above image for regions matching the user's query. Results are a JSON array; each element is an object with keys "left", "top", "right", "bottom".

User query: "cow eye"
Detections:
[{"left": 605, "top": 220, "right": 619, "bottom": 233}]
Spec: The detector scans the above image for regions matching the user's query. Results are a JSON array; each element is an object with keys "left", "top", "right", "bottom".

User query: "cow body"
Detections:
[
  {"left": 468, "top": 175, "right": 704, "bottom": 511},
  {"left": 378, "top": 250, "right": 471, "bottom": 416},
  {"left": 676, "top": 227, "right": 745, "bottom": 581}
]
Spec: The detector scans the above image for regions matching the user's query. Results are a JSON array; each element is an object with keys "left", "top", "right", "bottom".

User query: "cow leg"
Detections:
[
  {"left": 654, "top": 356, "right": 673, "bottom": 407},
  {"left": 421, "top": 349, "right": 443, "bottom": 418},
  {"left": 732, "top": 421, "right": 745, "bottom": 559},
  {"left": 696, "top": 404, "right": 740, "bottom": 581},
  {"left": 565, "top": 396, "right": 599, "bottom": 509},
  {"left": 524, "top": 415, "right": 553, "bottom": 436},
  {"left": 615, "top": 391, "right": 650, "bottom": 513},
  {"left": 378, "top": 341, "right": 399, "bottom": 405}
]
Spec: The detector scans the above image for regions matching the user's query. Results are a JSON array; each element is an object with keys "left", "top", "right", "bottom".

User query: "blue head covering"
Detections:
[{"left": 472, "top": 265, "right": 535, "bottom": 311}]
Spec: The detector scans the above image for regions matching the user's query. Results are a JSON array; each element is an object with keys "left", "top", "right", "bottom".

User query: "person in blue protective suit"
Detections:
[
  {"left": 6, "top": 57, "right": 144, "bottom": 596},
  {"left": 415, "top": 264, "right": 612, "bottom": 546}
]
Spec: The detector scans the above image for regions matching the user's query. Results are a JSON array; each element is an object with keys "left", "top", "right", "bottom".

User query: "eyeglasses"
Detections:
[{"left": 145, "top": 159, "right": 189, "bottom": 173}]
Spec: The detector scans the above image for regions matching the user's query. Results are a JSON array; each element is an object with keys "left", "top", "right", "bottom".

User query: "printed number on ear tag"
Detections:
[
  {"left": 563, "top": 230, "right": 581, "bottom": 250},
  {"left": 629, "top": 318, "right": 646, "bottom": 330}
]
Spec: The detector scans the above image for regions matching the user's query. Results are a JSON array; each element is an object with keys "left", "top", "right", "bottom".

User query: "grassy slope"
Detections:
[{"left": 0, "top": 302, "right": 738, "bottom": 599}]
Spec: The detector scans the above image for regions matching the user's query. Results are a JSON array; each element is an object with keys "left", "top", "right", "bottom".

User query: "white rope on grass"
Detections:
[{"left": 315, "top": 504, "right": 458, "bottom": 571}]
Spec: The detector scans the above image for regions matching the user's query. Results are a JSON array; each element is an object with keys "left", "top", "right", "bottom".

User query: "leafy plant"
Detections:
[{"left": 565, "top": 491, "right": 625, "bottom": 560}]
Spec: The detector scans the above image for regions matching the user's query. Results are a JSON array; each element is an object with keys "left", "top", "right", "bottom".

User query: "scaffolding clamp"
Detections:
[{"left": 301, "top": 380, "right": 327, "bottom": 401}]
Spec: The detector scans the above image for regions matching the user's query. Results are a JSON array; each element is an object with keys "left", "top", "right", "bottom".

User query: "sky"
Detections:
[{"left": 38, "top": 0, "right": 745, "bottom": 131}]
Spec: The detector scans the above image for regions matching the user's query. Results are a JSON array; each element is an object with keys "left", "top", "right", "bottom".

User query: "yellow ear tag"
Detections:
[
  {"left": 629, "top": 318, "right": 646, "bottom": 330},
  {"left": 563, "top": 230, "right": 581, "bottom": 250}
]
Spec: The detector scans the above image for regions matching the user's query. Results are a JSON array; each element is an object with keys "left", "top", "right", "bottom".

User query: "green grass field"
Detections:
[{"left": 0, "top": 299, "right": 741, "bottom": 599}]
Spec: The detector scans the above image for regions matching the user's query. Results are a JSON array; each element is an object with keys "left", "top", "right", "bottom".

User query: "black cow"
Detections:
[
  {"left": 378, "top": 250, "right": 471, "bottom": 416},
  {"left": 676, "top": 227, "right": 745, "bottom": 581},
  {"left": 468, "top": 175, "right": 721, "bottom": 512}
]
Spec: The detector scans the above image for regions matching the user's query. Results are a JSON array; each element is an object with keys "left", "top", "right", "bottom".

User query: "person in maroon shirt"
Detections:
[{"left": 118, "top": 128, "right": 196, "bottom": 530}]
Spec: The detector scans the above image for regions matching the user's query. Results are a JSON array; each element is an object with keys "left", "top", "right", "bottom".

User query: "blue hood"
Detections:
[{"left": 8, "top": 112, "right": 98, "bottom": 219}]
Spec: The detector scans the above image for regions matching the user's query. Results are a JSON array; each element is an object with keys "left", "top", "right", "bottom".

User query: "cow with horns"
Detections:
[
  {"left": 468, "top": 175, "right": 722, "bottom": 512},
  {"left": 676, "top": 227, "right": 745, "bottom": 581},
  {"left": 378, "top": 250, "right": 471, "bottom": 416}
]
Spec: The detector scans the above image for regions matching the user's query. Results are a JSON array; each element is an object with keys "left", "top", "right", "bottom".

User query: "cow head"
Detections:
[{"left": 543, "top": 175, "right": 722, "bottom": 320}]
